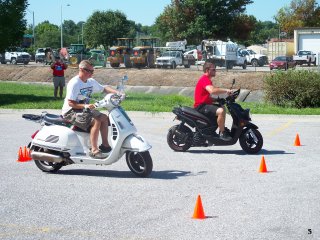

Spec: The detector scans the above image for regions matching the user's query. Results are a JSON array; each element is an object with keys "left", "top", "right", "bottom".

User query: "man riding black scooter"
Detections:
[
  {"left": 194, "top": 62, "right": 233, "bottom": 141},
  {"left": 167, "top": 62, "right": 263, "bottom": 154}
]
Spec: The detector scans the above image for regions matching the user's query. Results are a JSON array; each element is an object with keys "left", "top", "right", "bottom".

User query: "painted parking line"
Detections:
[{"left": 266, "top": 120, "right": 294, "bottom": 138}]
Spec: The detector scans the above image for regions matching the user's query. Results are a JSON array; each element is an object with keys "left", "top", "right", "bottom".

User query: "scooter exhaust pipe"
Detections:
[{"left": 31, "top": 152, "right": 65, "bottom": 163}]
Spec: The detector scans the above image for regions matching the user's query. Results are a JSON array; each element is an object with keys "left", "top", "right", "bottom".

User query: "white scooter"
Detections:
[{"left": 21, "top": 77, "right": 153, "bottom": 177}]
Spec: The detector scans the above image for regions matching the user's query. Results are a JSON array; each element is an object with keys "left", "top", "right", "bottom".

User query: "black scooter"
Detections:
[{"left": 167, "top": 81, "right": 263, "bottom": 154}]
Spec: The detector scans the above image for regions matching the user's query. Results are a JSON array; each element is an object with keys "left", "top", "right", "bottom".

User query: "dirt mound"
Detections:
[{"left": 0, "top": 64, "right": 266, "bottom": 90}]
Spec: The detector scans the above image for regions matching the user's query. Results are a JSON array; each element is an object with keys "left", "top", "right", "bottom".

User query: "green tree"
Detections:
[
  {"left": 34, "top": 21, "right": 60, "bottom": 48},
  {"left": 0, "top": 0, "right": 28, "bottom": 52},
  {"left": 154, "top": 0, "right": 253, "bottom": 44},
  {"left": 84, "top": 10, "right": 131, "bottom": 48},
  {"left": 247, "top": 21, "right": 278, "bottom": 46},
  {"left": 275, "top": 0, "right": 320, "bottom": 38},
  {"left": 63, "top": 20, "right": 80, "bottom": 46}
]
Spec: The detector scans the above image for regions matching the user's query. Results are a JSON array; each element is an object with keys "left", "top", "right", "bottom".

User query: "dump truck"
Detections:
[{"left": 107, "top": 38, "right": 134, "bottom": 68}]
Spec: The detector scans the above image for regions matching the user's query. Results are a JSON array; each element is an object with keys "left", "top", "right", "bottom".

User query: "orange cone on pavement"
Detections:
[
  {"left": 17, "top": 146, "right": 32, "bottom": 162},
  {"left": 16, "top": 147, "right": 23, "bottom": 162},
  {"left": 192, "top": 195, "right": 206, "bottom": 219},
  {"left": 294, "top": 134, "right": 301, "bottom": 146},
  {"left": 259, "top": 155, "right": 268, "bottom": 173}
]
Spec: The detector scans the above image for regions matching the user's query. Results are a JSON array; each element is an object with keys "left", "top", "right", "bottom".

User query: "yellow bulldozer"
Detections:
[
  {"left": 107, "top": 38, "right": 134, "bottom": 68},
  {"left": 130, "top": 38, "right": 159, "bottom": 68}
]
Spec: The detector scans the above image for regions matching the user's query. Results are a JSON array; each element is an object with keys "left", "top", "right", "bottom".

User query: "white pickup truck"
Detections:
[
  {"left": 293, "top": 50, "right": 317, "bottom": 66},
  {"left": 1, "top": 48, "right": 30, "bottom": 65},
  {"left": 239, "top": 49, "right": 268, "bottom": 67},
  {"left": 155, "top": 50, "right": 191, "bottom": 69}
]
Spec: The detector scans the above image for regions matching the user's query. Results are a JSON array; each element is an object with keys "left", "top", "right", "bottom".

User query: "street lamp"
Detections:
[
  {"left": 60, "top": 3, "right": 70, "bottom": 48},
  {"left": 81, "top": 22, "right": 84, "bottom": 44},
  {"left": 27, "top": 9, "right": 35, "bottom": 46}
]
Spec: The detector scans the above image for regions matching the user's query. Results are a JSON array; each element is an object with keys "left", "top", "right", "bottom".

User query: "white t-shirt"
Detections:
[{"left": 62, "top": 75, "right": 105, "bottom": 115}]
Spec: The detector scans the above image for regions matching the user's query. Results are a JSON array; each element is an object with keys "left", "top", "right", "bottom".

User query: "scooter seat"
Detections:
[
  {"left": 180, "top": 106, "right": 211, "bottom": 124},
  {"left": 43, "top": 113, "right": 70, "bottom": 126}
]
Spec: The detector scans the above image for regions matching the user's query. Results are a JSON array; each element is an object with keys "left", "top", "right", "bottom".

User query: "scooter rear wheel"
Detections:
[
  {"left": 239, "top": 128, "right": 263, "bottom": 154},
  {"left": 126, "top": 151, "right": 153, "bottom": 177},
  {"left": 34, "top": 159, "right": 63, "bottom": 173},
  {"left": 167, "top": 125, "right": 192, "bottom": 152},
  {"left": 33, "top": 148, "right": 64, "bottom": 173}
]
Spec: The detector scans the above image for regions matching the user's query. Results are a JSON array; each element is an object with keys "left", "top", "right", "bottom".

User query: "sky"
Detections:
[{"left": 25, "top": 0, "right": 317, "bottom": 27}]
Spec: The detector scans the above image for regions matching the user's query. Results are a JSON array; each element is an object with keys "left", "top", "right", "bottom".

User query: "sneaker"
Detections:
[
  {"left": 220, "top": 131, "right": 232, "bottom": 141},
  {"left": 89, "top": 150, "right": 108, "bottom": 159},
  {"left": 99, "top": 144, "right": 112, "bottom": 153},
  {"left": 224, "top": 127, "right": 231, "bottom": 134}
]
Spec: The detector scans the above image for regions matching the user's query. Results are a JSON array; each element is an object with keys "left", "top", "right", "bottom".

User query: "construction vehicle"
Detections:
[
  {"left": 130, "top": 38, "right": 159, "bottom": 68},
  {"left": 68, "top": 44, "right": 92, "bottom": 66},
  {"left": 201, "top": 40, "right": 247, "bottom": 69},
  {"left": 68, "top": 44, "right": 106, "bottom": 67},
  {"left": 107, "top": 38, "right": 134, "bottom": 68}
]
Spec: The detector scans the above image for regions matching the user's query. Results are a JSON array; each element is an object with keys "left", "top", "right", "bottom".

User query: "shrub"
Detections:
[{"left": 264, "top": 70, "right": 320, "bottom": 108}]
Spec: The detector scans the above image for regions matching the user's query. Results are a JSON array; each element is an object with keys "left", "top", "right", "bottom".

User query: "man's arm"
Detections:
[
  {"left": 68, "top": 99, "right": 85, "bottom": 109},
  {"left": 205, "top": 85, "right": 232, "bottom": 95},
  {"left": 103, "top": 86, "right": 120, "bottom": 94}
]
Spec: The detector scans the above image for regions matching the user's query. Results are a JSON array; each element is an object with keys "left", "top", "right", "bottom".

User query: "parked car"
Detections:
[{"left": 269, "top": 56, "right": 296, "bottom": 70}]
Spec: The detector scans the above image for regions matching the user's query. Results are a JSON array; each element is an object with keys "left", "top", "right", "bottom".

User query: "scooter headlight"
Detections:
[{"left": 110, "top": 94, "right": 121, "bottom": 106}]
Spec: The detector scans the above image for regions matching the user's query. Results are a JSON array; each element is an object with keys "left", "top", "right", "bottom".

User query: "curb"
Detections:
[{"left": 1, "top": 81, "right": 264, "bottom": 102}]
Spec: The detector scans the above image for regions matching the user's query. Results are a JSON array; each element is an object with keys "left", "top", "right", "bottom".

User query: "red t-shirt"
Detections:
[
  {"left": 194, "top": 74, "right": 213, "bottom": 108},
  {"left": 51, "top": 62, "right": 66, "bottom": 77}
]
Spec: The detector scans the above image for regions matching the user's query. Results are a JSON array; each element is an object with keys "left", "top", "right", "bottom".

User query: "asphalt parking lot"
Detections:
[{"left": 0, "top": 109, "right": 319, "bottom": 240}]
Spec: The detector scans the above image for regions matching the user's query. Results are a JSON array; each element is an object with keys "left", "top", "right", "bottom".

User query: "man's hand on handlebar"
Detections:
[
  {"left": 84, "top": 103, "right": 96, "bottom": 109},
  {"left": 226, "top": 89, "right": 233, "bottom": 95}
]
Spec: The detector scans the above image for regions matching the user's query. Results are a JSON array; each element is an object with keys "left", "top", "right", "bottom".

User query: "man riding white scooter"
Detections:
[{"left": 62, "top": 60, "right": 120, "bottom": 159}]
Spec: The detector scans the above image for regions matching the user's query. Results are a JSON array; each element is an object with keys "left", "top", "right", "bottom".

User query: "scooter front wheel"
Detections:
[
  {"left": 126, "top": 151, "right": 153, "bottom": 177},
  {"left": 239, "top": 128, "right": 263, "bottom": 154}
]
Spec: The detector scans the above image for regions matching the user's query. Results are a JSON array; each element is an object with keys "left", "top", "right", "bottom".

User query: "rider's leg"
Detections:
[
  {"left": 216, "top": 107, "right": 226, "bottom": 133},
  {"left": 98, "top": 114, "right": 111, "bottom": 148},
  {"left": 90, "top": 119, "right": 101, "bottom": 153}
]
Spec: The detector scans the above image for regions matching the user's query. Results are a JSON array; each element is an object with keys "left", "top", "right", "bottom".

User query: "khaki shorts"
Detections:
[
  {"left": 63, "top": 109, "right": 104, "bottom": 131},
  {"left": 53, "top": 76, "right": 65, "bottom": 88}
]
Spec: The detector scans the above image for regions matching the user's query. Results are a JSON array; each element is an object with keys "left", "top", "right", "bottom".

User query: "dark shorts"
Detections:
[
  {"left": 195, "top": 104, "right": 220, "bottom": 123},
  {"left": 63, "top": 109, "right": 104, "bottom": 131}
]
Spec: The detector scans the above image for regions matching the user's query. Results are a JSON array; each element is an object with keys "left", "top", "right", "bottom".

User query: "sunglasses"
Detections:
[{"left": 83, "top": 68, "right": 94, "bottom": 74}]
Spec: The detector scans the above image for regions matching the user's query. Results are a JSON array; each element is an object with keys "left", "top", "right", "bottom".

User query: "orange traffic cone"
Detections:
[
  {"left": 17, "top": 146, "right": 32, "bottom": 162},
  {"left": 258, "top": 155, "right": 268, "bottom": 173},
  {"left": 16, "top": 147, "right": 23, "bottom": 162},
  {"left": 24, "top": 146, "right": 32, "bottom": 161},
  {"left": 294, "top": 134, "right": 301, "bottom": 146},
  {"left": 192, "top": 195, "right": 206, "bottom": 219}
]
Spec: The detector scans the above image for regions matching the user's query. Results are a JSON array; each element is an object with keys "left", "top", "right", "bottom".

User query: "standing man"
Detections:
[
  {"left": 62, "top": 60, "right": 120, "bottom": 159},
  {"left": 51, "top": 56, "right": 67, "bottom": 99},
  {"left": 194, "top": 62, "right": 233, "bottom": 141}
]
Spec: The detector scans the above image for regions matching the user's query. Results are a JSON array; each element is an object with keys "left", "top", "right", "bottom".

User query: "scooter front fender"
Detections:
[
  {"left": 121, "top": 134, "right": 152, "bottom": 154},
  {"left": 244, "top": 122, "right": 259, "bottom": 130}
]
